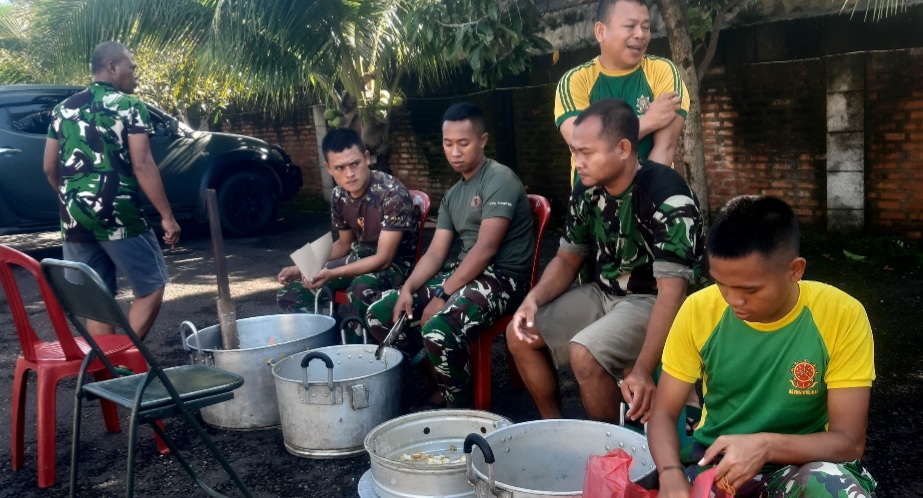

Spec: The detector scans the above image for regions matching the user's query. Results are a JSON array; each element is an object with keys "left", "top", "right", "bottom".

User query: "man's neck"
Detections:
[
  {"left": 597, "top": 54, "right": 641, "bottom": 73},
  {"left": 461, "top": 157, "right": 487, "bottom": 181},
  {"left": 602, "top": 159, "right": 640, "bottom": 196}
]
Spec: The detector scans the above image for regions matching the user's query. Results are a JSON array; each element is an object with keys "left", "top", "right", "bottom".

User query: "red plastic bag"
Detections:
[
  {"left": 690, "top": 467, "right": 735, "bottom": 498},
  {"left": 583, "top": 449, "right": 658, "bottom": 498}
]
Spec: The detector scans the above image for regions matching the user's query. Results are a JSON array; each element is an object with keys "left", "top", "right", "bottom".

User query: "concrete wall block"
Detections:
[
  {"left": 827, "top": 208, "right": 865, "bottom": 233},
  {"left": 827, "top": 92, "right": 864, "bottom": 132},
  {"left": 826, "top": 132, "right": 864, "bottom": 172},
  {"left": 826, "top": 53, "right": 866, "bottom": 92},
  {"left": 827, "top": 170, "right": 865, "bottom": 210}
]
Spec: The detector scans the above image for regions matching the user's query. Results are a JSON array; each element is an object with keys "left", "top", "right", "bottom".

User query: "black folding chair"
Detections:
[{"left": 41, "top": 259, "right": 252, "bottom": 498}]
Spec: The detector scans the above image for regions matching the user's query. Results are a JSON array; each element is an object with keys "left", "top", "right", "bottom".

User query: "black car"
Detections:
[{"left": 0, "top": 84, "right": 303, "bottom": 237}]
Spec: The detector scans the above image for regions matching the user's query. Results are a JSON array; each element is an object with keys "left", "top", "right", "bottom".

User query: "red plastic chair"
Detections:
[
  {"left": 471, "top": 194, "right": 552, "bottom": 410},
  {"left": 334, "top": 189, "right": 431, "bottom": 306},
  {"left": 0, "top": 244, "right": 149, "bottom": 488}
]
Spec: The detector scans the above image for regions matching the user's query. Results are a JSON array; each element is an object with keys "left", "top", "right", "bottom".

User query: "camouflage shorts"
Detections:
[
  {"left": 276, "top": 253, "right": 408, "bottom": 322},
  {"left": 683, "top": 444, "right": 877, "bottom": 497},
  {"left": 365, "top": 263, "right": 527, "bottom": 407}
]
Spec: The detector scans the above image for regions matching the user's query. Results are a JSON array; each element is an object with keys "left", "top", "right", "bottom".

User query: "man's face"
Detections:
[
  {"left": 442, "top": 119, "right": 487, "bottom": 179},
  {"left": 708, "top": 252, "right": 806, "bottom": 323},
  {"left": 595, "top": 0, "right": 651, "bottom": 70},
  {"left": 570, "top": 115, "right": 631, "bottom": 189},
  {"left": 325, "top": 145, "right": 371, "bottom": 198},
  {"left": 111, "top": 50, "right": 139, "bottom": 94}
]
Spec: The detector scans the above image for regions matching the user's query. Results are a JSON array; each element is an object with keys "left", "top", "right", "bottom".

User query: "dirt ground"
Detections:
[{"left": 0, "top": 202, "right": 921, "bottom": 498}]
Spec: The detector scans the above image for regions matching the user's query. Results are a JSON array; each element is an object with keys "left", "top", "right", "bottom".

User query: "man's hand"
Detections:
[
  {"left": 509, "top": 299, "right": 540, "bottom": 343},
  {"left": 701, "top": 434, "right": 771, "bottom": 493},
  {"left": 392, "top": 287, "right": 415, "bottom": 323},
  {"left": 620, "top": 367, "right": 657, "bottom": 422},
  {"left": 643, "top": 91, "right": 682, "bottom": 131},
  {"left": 161, "top": 217, "right": 181, "bottom": 249},
  {"left": 303, "top": 268, "right": 334, "bottom": 289},
  {"left": 421, "top": 296, "right": 445, "bottom": 326},
  {"left": 277, "top": 266, "right": 302, "bottom": 285}
]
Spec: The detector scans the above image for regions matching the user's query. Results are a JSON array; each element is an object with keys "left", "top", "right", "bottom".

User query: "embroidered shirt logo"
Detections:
[
  {"left": 636, "top": 95, "right": 651, "bottom": 115},
  {"left": 789, "top": 359, "right": 819, "bottom": 390},
  {"left": 470, "top": 195, "right": 482, "bottom": 209}
]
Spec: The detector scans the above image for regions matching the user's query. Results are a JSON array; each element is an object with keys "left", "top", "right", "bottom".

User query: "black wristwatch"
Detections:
[{"left": 433, "top": 286, "right": 447, "bottom": 300}]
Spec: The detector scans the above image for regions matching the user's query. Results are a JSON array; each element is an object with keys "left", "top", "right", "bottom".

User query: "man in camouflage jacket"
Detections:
[
  {"left": 44, "top": 41, "right": 180, "bottom": 339},
  {"left": 508, "top": 98, "right": 704, "bottom": 424}
]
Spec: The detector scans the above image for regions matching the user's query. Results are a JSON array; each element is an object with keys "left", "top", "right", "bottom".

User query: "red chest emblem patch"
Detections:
[{"left": 790, "top": 359, "right": 819, "bottom": 390}]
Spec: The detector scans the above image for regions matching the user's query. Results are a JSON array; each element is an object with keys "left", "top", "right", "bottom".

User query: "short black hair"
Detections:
[
  {"left": 708, "top": 195, "right": 800, "bottom": 260},
  {"left": 573, "top": 98, "right": 639, "bottom": 152},
  {"left": 321, "top": 128, "right": 365, "bottom": 161},
  {"left": 91, "top": 41, "right": 129, "bottom": 74},
  {"left": 596, "top": 0, "right": 649, "bottom": 23},
  {"left": 442, "top": 102, "right": 486, "bottom": 135}
]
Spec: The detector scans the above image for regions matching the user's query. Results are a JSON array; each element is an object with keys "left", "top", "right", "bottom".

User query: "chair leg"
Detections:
[
  {"left": 11, "top": 360, "right": 28, "bottom": 472},
  {"left": 69, "top": 380, "right": 88, "bottom": 498},
  {"left": 472, "top": 338, "right": 492, "bottom": 411},
  {"left": 36, "top": 370, "right": 60, "bottom": 488},
  {"left": 125, "top": 410, "right": 142, "bottom": 498},
  {"left": 178, "top": 410, "right": 253, "bottom": 498}
]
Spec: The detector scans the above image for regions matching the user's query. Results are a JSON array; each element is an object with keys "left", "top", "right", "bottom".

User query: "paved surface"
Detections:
[{"left": 0, "top": 205, "right": 920, "bottom": 497}]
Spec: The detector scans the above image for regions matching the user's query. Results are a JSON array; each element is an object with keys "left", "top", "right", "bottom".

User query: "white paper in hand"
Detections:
[{"left": 289, "top": 232, "right": 333, "bottom": 280}]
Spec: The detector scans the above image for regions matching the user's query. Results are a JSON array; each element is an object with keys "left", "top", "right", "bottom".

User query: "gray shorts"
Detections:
[
  {"left": 63, "top": 229, "right": 169, "bottom": 298},
  {"left": 533, "top": 283, "right": 656, "bottom": 378}
]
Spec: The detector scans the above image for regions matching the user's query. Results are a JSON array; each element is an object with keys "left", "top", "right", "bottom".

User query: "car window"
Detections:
[{"left": 1, "top": 94, "right": 71, "bottom": 135}]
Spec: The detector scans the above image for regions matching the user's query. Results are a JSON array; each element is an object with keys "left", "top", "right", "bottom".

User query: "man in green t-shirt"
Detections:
[
  {"left": 366, "top": 102, "right": 533, "bottom": 409},
  {"left": 649, "top": 196, "right": 876, "bottom": 497}
]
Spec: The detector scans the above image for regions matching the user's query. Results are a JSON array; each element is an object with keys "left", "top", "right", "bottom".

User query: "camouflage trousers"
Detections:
[
  {"left": 276, "top": 253, "right": 409, "bottom": 323},
  {"left": 365, "top": 263, "right": 527, "bottom": 407},
  {"left": 683, "top": 444, "right": 877, "bottom": 497}
]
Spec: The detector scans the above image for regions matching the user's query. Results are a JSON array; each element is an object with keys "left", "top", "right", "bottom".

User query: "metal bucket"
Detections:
[
  {"left": 181, "top": 291, "right": 338, "bottom": 430},
  {"left": 271, "top": 343, "right": 404, "bottom": 458},
  {"left": 464, "top": 420, "right": 657, "bottom": 497},
  {"left": 364, "top": 410, "right": 513, "bottom": 498}
]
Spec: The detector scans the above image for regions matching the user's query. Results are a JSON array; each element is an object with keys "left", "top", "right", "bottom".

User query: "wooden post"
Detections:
[{"left": 206, "top": 189, "right": 240, "bottom": 350}]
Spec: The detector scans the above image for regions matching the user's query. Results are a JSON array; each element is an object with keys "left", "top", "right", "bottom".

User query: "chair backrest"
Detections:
[
  {"left": 40, "top": 259, "right": 159, "bottom": 370},
  {"left": 409, "top": 189, "right": 431, "bottom": 263},
  {"left": 526, "top": 194, "right": 552, "bottom": 289},
  {"left": 0, "top": 245, "right": 84, "bottom": 361}
]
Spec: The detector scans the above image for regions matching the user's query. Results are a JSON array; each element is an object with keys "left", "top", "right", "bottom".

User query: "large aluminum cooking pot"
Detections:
[
  {"left": 364, "top": 409, "right": 513, "bottom": 498},
  {"left": 181, "top": 290, "right": 337, "bottom": 430},
  {"left": 271, "top": 342, "right": 404, "bottom": 458},
  {"left": 463, "top": 420, "right": 657, "bottom": 497}
]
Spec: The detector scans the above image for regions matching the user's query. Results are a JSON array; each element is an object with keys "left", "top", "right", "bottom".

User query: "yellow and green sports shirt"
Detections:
[
  {"left": 662, "top": 280, "right": 875, "bottom": 448},
  {"left": 554, "top": 55, "right": 690, "bottom": 184}
]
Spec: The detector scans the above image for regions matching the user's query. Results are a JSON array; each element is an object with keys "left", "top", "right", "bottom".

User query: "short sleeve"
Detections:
[
  {"left": 381, "top": 188, "right": 414, "bottom": 231},
  {"left": 824, "top": 300, "right": 875, "bottom": 389},
  {"left": 561, "top": 190, "right": 590, "bottom": 254},
  {"left": 650, "top": 194, "right": 702, "bottom": 280},
  {"left": 662, "top": 294, "right": 706, "bottom": 384},
  {"left": 125, "top": 98, "right": 152, "bottom": 135},
  {"left": 648, "top": 58, "right": 691, "bottom": 119},
  {"left": 435, "top": 190, "right": 455, "bottom": 232},
  {"left": 330, "top": 190, "right": 349, "bottom": 230},
  {"left": 554, "top": 62, "right": 594, "bottom": 128},
  {"left": 480, "top": 168, "right": 522, "bottom": 221}
]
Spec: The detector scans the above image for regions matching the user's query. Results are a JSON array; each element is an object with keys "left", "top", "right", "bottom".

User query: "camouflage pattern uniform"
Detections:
[
  {"left": 366, "top": 159, "right": 533, "bottom": 407},
  {"left": 277, "top": 171, "right": 418, "bottom": 322},
  {"left": 47, "top": 81, "right": 151, "bottom": 242},
  {"left": 682, "top": 443, "right": 877, "bottom": 497}
]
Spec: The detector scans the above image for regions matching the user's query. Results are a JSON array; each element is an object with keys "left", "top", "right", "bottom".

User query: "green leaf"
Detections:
[{"left": 843, "top": 250, "right": 868, "bottom": 261}]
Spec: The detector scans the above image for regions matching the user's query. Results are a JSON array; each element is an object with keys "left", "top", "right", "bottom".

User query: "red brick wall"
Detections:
[{"left": 866, "top": 48, "right": 923, "bottom": 238}]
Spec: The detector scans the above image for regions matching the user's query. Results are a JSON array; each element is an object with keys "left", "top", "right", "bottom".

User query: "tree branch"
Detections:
[{"left": 696, "top": 0, "right": 749, "bottom": 82}]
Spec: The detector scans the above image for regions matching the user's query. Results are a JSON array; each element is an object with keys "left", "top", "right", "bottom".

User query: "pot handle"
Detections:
[
  {"left": 340, "top": 315, "right": 370, "bottom": 345},
  {"left": 301, "top": 351, "right": 335, "bottom": 391},
  {"left": 314, "top": 286, "right": 334, "bottom": 316},
  {"left": 464, "top": 433, "right": 500, "bottom": 497},
  {"left": 180, "top": 320, "right": 200, "bottom": 353}
]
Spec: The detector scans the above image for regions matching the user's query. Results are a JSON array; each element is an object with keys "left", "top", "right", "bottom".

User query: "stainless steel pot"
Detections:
[
  {"left": 464, "top": 420, "right": 657, "bottom": 497},
  {"left": 364, "top": 409, "right": 513, "bottom": 498},
  {"left": 181, "top": 290, "right": 338, "bottom": 430},
  {"left": 271, "top": 343, "right": 404, "bottom": 458}
]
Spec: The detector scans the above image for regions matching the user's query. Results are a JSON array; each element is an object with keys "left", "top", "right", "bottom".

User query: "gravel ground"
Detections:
[{"left": 0, "top": 203, "right": 921, "bottom": 497}]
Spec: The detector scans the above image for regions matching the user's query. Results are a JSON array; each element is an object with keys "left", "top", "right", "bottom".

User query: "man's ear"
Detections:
[
  {"left": 788, "top": 257, "right": 807, "bottom": 282},
  {"left": 594, "top": 21, "right": 606, "bottom": 44},
  {"left": 479, "top": 132, "right": 489, "bottom": 149},
  {"left": 617, "top": 137, "right": 633, "bottom": 159}
]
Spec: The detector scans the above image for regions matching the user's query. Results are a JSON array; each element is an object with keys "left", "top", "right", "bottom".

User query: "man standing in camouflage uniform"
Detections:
[
  {"left": 43, "top": 41, "right": 180, "bottom": 339},
  {"left": 276, "top": 128, "right": 418, "bottom": 325},
  {"left": 366, "top": 102, "right": 533, "bottom": 409},
  {"left": 508, "top": 98, "right": 703, "bottom": 424}
]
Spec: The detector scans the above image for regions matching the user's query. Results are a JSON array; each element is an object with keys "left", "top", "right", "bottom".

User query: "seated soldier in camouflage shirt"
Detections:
[
  {"left": 508, "top": 98, "right": 704, "bottom": 425},
  {"left": 277, "top": 128, "right": 418, "bottom": 325}
]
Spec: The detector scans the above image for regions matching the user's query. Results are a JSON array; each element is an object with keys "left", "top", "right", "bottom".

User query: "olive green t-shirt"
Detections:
[{"left": 436, "top": 159, "right": 533, "bottom": 282}]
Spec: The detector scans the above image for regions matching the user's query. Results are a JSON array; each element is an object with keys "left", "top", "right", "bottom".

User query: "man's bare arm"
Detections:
[
  {"left": 43, "top": 138, "right": 60, "bottom": 191},
  {"left": 127, "top": 133, "right": 180, "bottom": 246},
  {"left": 647, "top": 115, "right": 685, "bottom": 166}
]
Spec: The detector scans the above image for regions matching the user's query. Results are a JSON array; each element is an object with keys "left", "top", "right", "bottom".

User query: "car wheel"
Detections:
[{"left": 216, "top": 171, "right": 278, "bottom": 237}]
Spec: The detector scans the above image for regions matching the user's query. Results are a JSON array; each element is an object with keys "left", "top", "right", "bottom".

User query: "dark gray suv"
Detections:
[{"left": 0, "top": 85, "right": 303, "bottom": 237}]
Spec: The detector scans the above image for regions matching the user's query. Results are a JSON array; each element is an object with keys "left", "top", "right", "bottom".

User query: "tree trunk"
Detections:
[
  {"left": 311, "top": 105, "right": 335, "bottom": 202},
  {"left": 657, "top": 0, "right": 711, "bottom": 225}
]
